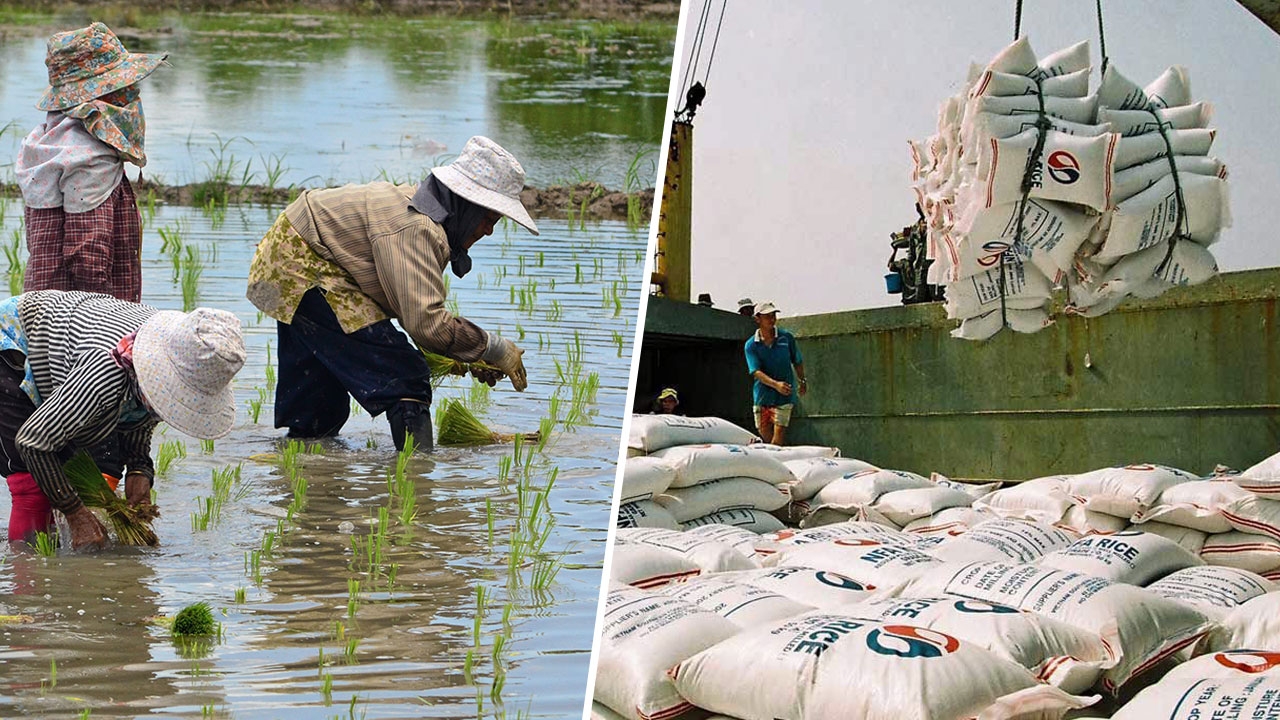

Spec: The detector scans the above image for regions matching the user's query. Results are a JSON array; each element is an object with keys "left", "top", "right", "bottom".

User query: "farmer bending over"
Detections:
[
  {"left": 246, "top": 136, "right": 537, "bottom": 453},
  {"left": 744, "top": 301, "right": 807, "bottom": 445},
  {"left": 1, "top": 291, "right": 246, "bottom": 550}
]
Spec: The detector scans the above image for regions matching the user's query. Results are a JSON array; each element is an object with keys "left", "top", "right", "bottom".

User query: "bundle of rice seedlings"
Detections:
[
  {"left": 420, "top": 350, "right": 504, "bottom": 386},
  {"left": 63, "top": 450, "right": 159, "bottom": 546},
  {"left": 436, "top": 399, "right": 539, "bottom": 447},
  {"left": 172, "top": 602, "right": 216, "bottom": 636}
]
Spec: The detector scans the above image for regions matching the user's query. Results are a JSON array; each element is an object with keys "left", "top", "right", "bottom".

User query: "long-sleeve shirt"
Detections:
[
  {"left": 247, "top": 182, "right": 489, "bottom": 362},
  {"left": 17, "top": 291, "right": 158, "bottom": 514}
]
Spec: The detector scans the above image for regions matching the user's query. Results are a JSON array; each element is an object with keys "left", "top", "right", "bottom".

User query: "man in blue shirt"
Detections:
[{"left": 743, "top": 301, "right": 807, "bottom": 445}]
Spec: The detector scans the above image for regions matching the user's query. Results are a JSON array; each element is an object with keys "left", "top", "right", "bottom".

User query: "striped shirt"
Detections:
[
  {"left": 276, "top": 182, "right": 489, "bottom": 361},
  {"left": 17, "top": 291, "right": 159, "bottom": 514}
]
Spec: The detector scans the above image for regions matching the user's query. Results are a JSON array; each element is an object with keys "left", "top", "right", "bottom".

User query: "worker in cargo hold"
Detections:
[
  {"left": 652, "top": 387, "right": 682, "bottom": 415},
  {"left": 246, "top": 136, "right": 538, "bottom": 454},
  {"left": 0, "top": 291, "right": 246, "bottom": 550},
  {"left": 744, "top": 301, "right": 806, "bottom": 445}
]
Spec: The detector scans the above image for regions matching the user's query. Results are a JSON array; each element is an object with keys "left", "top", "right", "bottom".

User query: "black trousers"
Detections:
[{"left": 274, "top": 288, "right": 433, "bottom": 437}]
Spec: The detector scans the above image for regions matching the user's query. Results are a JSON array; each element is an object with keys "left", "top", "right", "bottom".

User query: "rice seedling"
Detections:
[
  {"left": 515, "top": 323, "right": 525, "bottom": 340},
  {"left": 468, "top": 378, "right": 492, "bottom": 413},
  {"left": 156, "top": 438, "right": 186, "bottom": 475},
  {"left": 247, "top": 388, "right": 266, "bottom": 424},
  {"left": 180, "top": 245, "right": 203, "bottom": 311},
  {"left": 350, "top": 399, "right": 363, "bottom": 417},
  {"left": 486, "top": 498, "right": 496, "bottom": 548},
  {"left": 234, "top": 587, "right": 246, "bottom": 604},
  {"left": 463, "top": 649, "right": 474, "bottom": 683},
  {"left": 77, "top": 709, "right": 90, "bottom": 719},
  {"left": 437, "top": 399, "right": 538, "bottom": 447},
  {"left": 321, "top": 672, "right": 334, "bottom": 704},
  {"left": 546, "top": 299, "right": 563, "bottom": 322},
  {"left": 343, "top": 637, "right": 360, "bottom": 664},
  {"left": 517, "top": 254, "right": 525, "bottom": 276},
  {"left": 201, "top": 704, "right": 215, "bottom": 718},
  {"left": 29, "top": 528, "right": 57, "bottom": 556},
  {"left": 497, "top": 455, "right": 513, "bottom": 486},
  {"left": 260, "top": 152, "right": 290, "bottom": 193},
  {"left": 200, "top": 438, "right": 215, "bottom": 453},
  {"left": 265, "top": 342, "right": 276, "bottom": 393},
  {"left": 472, "top": 585, "right": 487, "bottom": 647},
  {"left": 347, "top": 578, "right": 360, "bottom": 618},
  {"left": 574, "top": 263, "right": 583, "bottom": 284},
  {"left": 65, "top": 451, "right": 158, "bottom": 545},
  {"left": 4, "top": 229, "right": 25, "bottom": 297},
  {"left": 612, "top": 329, "right": 626, "bottom": 356},
  {"left": 420, "top": 350, "right": 503, "bottom": 387},
  {"left": 47, "top": 657, "right": 57, "bottom": 689}
]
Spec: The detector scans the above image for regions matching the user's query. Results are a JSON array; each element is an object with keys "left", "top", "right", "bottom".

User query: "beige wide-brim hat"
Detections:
[
  {"left": 133, "top": 308, "right": 246, "bottom": 440},
  {"left": 37, "top": 22, "right": 167, "bottom": 111},
  {"left": 432, "top": 136, "right": 539, "bottom": 236}
]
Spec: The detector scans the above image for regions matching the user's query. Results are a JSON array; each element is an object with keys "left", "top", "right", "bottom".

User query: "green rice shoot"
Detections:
[{"left": 63, "top": 450, "right": 158, "bottom": 546}]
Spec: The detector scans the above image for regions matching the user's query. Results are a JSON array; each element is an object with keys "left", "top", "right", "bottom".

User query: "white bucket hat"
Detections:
[
  {"left": 132, "top": 308, "right": 246, "bottom": 440},
  {"left": 431, "top": 136, "right": 539, "bottom": 236}
]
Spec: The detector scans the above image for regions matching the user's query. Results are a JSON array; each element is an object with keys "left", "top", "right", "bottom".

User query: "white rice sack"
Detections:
[
  {"left": 931, "top": 473, "right": 1002, "bottom": 500},
  {"left": 669, "top": 610, "right": 1096, "bottom": 720},
  {"left": 1056, "top": 505, "right": 1131, "bottom": 535},
  {"left": 1224, "top": 495, "right": 1280, "bottom": 542},
  {"left": 1066, "top": 463, "right": 1199, "bottom": 518},
  {"left": 1201, "top": 532, "right": 1280, "bottom": 574},
  {"left": 872, "top": 486, "right": 974, "bottom": 527},
  {"left": 774, "top": 537, "right": 945, "bottom": 590},
  {"left": 1099, "top": 102, "right": 1211, "bottom": 136},
  {"left": 983, "top": 35, "right": 1038, "bottom": 75},
  {"left": 609, "top": 540, "right": 701, "bottom": 589},
  {"left": 840, "top": 595, "right": 1112, "bottom": 694},
  {"left": 944, "top": 258, "right": 1054, "bottom": 320},
  {"left": 1202, "top": 592, "right": 1280, "bottom": 654},
  {"left": 799, "top": 504, "right": 900, "bottom": 530},
  {"left": 617, "top": 527, "right": 758, "bottom": 575},
  {"left": 761, "top": 521, "right": 909, "bottom": 547},
  {"left": 682, "top": 508, "right": 785, "bottom": 535},
  {"left": 727, "top": 565, "right": 880, "bottom": 607},
  {"left": 931, "top": 519, "right": 1078, "bottom": 564},
  {"left": 620, "top": 456, "right": 677, "bottom": 503},
  {"left": 650, "top": 444, "right": 797, "bottom": 488},
  {"left": 1068, "top": 238, "right": 1220, "bottom": 318},
  {"left": 1038, "top": 530, "right": 1203, "bottom": 586},
  {"left": 952, "top": 306, "right": 1054, "bottom": 341},
  {"left": 904, "top": 506, "right": 995, "bottom": 537},
  {"left": 1111, "top": 155, "right": 1225, "bottom": 204},
  {"left": 979, "top": 129, "right": 1118, "bottom": 211},
  {"left": 1146, "top": 565, "right": 1274, "bottom": 619},
  {"left": 893, "top": 561, "right": 1213, "bottom": 693},
  {"left": 594, "top": 585, "right": 741, "bottom": 720},
  {"left": 975, "top": 475, "right": 1076, "bottom": 524},
  {"left": 1163, "top": 650, "right": 1280, "bottom": 685},
  {"left": 616, "top": 500, "right": 681, "bottom": 531},
  {"left": 952, "top": 198, "right": 1098, "bottom": 283},
  {"left": 683, "top": 523, "right": 775, "bottom": 561},
  {"left": 738, "top": 443, "right": 839, "bottom": 462},
  {"left": 1098, "top": 173, "right": 1229, "bottom": 261},
  {"left": 1035, "top": 39, "right": 1091, "bottom": 78},
  {"left": 968, "top": 113, "right": 1110, "bottom": 149},
  {"left": 656, "top": 577, "right": 812, "bottom": 629},
  {"left": 1097, "top": 64, "right": 1192, "bottom": 111},
  {"left": 1113, "top": 128, "right": 1216, "bottom": 170},
  {"left": 969, "top": 67, "right": 1090, "bottom": 99},
  {"left": 653, "top": 477, "right": 790, "bottom": 523},
  {"left": 968, "top": 93, "right": 1099, "bottom": 126},
  {"left": 811, "top": 468, "right": 933, "bottom": 509},
  {"left": 1122, "top": 521, "right": 1209, "bottom": 555},
  {"left": 627, "top": 414, "right": 757, "bottom": 453},
  {"left": 781, "top": 456, "right": 879, "bottom": 501},
  {"left": 1237, "top": 451, "right": 1280, "bottom": 496},
  {"left": 1110, "top": 675, "right": 1280, "bottom": 720},
  {"left": 1137, "top": 477, "right": 1250, "bottom": 533}
]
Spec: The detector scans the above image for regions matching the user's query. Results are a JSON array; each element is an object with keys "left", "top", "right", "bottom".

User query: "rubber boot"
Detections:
[
  {"left": 7, "top": 471, "right": 53, "bottom": 543},
  {"left": 387, "top": 400, "right": 434, "bottom": 454}
]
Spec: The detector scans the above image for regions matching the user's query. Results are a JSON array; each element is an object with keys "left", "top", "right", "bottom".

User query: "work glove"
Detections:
[{"left": 482, "top": 334, "right": 528, "bottom": 392}]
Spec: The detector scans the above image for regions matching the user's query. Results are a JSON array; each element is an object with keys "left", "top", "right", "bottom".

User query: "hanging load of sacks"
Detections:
[{"left": 909, "top": 36, "right": 1229, "bottom": 340}]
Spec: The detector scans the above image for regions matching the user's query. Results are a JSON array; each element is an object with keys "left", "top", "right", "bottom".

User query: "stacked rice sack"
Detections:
[
  {"left": 597, "top": 448, "right": 1280, "bottom": 719},
  {"left": 910, "top": 36, "right": 1229, "bottom": 340}
]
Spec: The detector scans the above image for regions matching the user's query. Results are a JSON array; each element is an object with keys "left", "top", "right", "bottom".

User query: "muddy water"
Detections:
[
  {"left": 0, "top": 200, "right": 644, "bottom": 718},
  {"left": 0, "top": 13, "right": 674, "bottom": 188}
]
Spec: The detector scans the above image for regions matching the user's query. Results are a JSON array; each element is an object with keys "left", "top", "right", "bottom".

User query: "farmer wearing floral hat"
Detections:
[
  {"left": 0, "top": 291, "right": 246, "bottom": 550},
  {"left": 247, "top": 136, "right": 539, "bottom": 453},
  {"left": 15, "top": 23, "right": 167, "bottom": 303}
]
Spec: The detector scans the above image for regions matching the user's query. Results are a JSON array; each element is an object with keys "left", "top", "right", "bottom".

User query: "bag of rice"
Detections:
[
  {"left": 975, "top": 475, "right": 1076, "bottom": 524},
  {"left": 890, "top": 561, "right": 1213, "bottom": 692},
  {"left": 737, "top": 443, "right": 839, "bottom": 462},
  {"left": 969, "top": 67, "right": 1091, "bottom": 99},
  {"left": 1098, "top": 102, "right": 1211, "bottom": 137},
  {"left": 952, "top": 306, "right": 1054, "bottom": 341},
  {"left": 1162, "top": 650, "right": 1280, "bottom": 685},
  {"left": 1236, "top": 450, "right": 1280, "bottom": 495},
  {"left": 944, "top": 258, "right": 1054, "bottom": 320},
  {"left": 931, "top": 519, "right": 1077, "bottom": 564},
  {"left": 1122, "top": 521, "right": 1208, "bottom": 554},
  {"left": 653, "top": 477, "right": 790, "bottom": 523},
  {"left": 1113, "top": 128, "right": 1215, "bottom": 170},
  {"left": 683, "top": 523, "right": 773, "bottom": 562},
  {"left": 1137, "top": 478, "right": 1250, "bottom": 533},
  {"left": 775, "top": 537, "right": 945, "bottom": 588},
  {"left": 1200, "top": 532, "right": 1280, "bottom": 574},
  {"left": 1038, "top": 530, "right": 1203, "bottom": 586},
  {"left": 668, "top": 610, "right": 1097, "bottom": 720},
  {"left": 904, "top": 506, "right": 994, "bottom": 537},
  {"left": 1223, "top": 492, "right": 1280, "bottom": 541},
  {"left": 930, "top": 473, "right": 1002, "bottom": 500},
  {"left": 872, "top": 485, "right": 975, "bottom": 527},
  {"left": 620, "top": 456, "right": 677, "bottom": 503},
  {"left": 617, "top": 500, "right": 681, "bottom": 530},
  {"left": 979, "top": 129, "right": 1118, "bottom": 211},
  {"left": 609, "top": 540, "right": 701, "bottom": 589},
  {"left": 1201, "top": 592, "right": 1280, "bottom": 654},
  {"left": 1097, "top": 64, "right": 1192, "bottom": 111},
  {"left": 594, "top": 585, "right": 741, "bottom": 720},
  {"left": 782, "top": 457, "right": 880, "bottom": 501},
  {"left": 617, "top": 527, "right": 757, "bottom": 575},
  {"left": 627, "top": 415, "right": 757, "bottom": 454},
  {"left": 656, "top": 577, "right": 812, "bottom": 629},
  {"left": 1066, "top": 463, "right": 1199, "bottom": 519},
  {"left": 950, "top": 197, "right": 1098, "bottom": 283},
  {"left": 811, "top": 468, "right": 934, "bottom": 509},
  {"left": 726, "top": 565, "right": 879, "bottom": 608},
  {"left": 1097, "top": 173, "right": 1229, "bottom": 261},
  {"left": 799, "top": 503, "right": 900, "bottom": 530},
  {"left": 840, "top": 595, "right": 1113, "bottom": 693},
  {"left": 1146, "top": 565, "right": 1274, "bottom": 619},
  {"left": 1109, "top": 675, "right": 1280, "bottom": 720},
  {"left": 650, "top": 444, "right": 797, "bottom": 488},
  {"left": 1056, "top": 505, "right": 1131, "bottom": 535},
  {"left": 682, "top": 508, "right": 785, "bottom": 535}
]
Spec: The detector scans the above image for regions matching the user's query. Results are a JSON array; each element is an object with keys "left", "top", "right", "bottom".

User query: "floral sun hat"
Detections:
[
  {"left": 37, "top": 22, "right": 167, "bottom": 112},
  {"left": 431, "top": 136, "right": 540, "bottom": 236},
  {"left": 133, "top": 308, "right": 246, "bottom": 440}
]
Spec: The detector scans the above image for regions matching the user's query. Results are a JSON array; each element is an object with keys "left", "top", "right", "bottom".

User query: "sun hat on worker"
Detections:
[
  {"left": 132, "top": 308, "right": 246, "bottom": 440},
  {"left": 737, "top": 297, "right": 755, "bottom": 311},
  {"left": 754, "top": 301, "right": 779, "bottom": 316},
  {"left": 431, "top": 136, "right": 539, "bottom": 236},
  {"left": 657, "top": 388, "right": 679, "bottom": 402},
  {"left": 37, "top": 22, "right": 168, "bottom": 111}
]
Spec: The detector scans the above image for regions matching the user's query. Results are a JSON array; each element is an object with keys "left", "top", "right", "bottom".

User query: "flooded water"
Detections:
[
  {"left": 0, "top": 12, "right": 674, "bottom": 188},
  {"left": 0, "top": 199, "right": 645, "bottom": 718}
]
